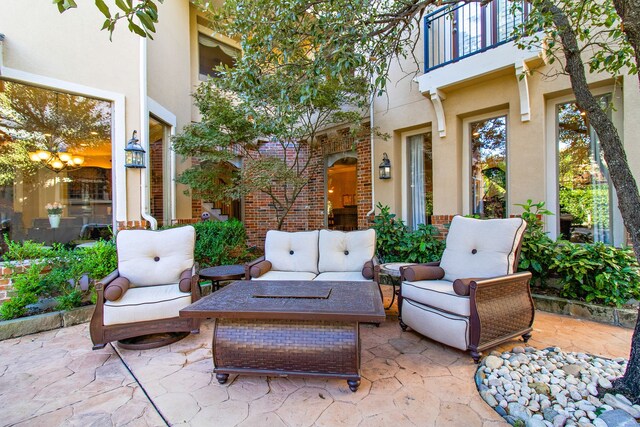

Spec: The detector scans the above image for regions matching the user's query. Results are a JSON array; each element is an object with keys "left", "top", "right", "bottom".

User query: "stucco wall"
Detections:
[{"left": 374, "top": 32, "right": 638, "bottom": 245}]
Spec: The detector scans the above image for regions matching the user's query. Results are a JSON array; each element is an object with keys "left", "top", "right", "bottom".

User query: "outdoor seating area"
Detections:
[
  {"left": 2, "top": 0, "right": 640, "bottom": 425},
  {"left": 0, "top": 291, "right": 633, "bottom": 426}
]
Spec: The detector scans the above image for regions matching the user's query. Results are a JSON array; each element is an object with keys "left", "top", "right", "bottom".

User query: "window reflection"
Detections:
[
  {"left": 557, "top": 97, "right": 611, "bottom": 243},
  {"left": 0, "top": 80, "right": 112, "bottom": 250},
  {"left": 470, "top": 116, "right": 507, "bottom": 218}
]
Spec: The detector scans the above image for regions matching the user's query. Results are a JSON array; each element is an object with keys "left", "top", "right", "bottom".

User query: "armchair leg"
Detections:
[
  {"left": 399, "top": 319, "right": 408, "bottom": 331},
  {"left": 471, "top": 350, "right": 481, "bottom": 364},
  {"left": 522, "top": 332, "right": 532, "bottom": 343},
  {"left": 92, "top": 343, "right": 106, "bottom": 350}
]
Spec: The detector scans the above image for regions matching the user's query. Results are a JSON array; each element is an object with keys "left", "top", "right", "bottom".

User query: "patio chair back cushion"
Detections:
[
  {"left": 117, "top": 226, "right": 196, "bottom": 287},
  {"left": 318, "top": 229, "right": 376, "bottom": 273},
  {"left": 265, "top": 230, "right": 319, "bottom": 274},
  {"left": 440, "top": 216, "right": 526, "bottom": 282}
]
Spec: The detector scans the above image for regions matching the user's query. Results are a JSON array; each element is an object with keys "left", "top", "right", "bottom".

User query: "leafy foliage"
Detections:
[
  {"left": 173, "top": 52, "right": 369, "bottom": 229},
  {"left": 515, "top": 200, "right": 640, "bottom": 306},
  {"left": 371, "top": 204, "right": 444, "bottom": 264},
  {"left": 515, "top": 200, "right": 556, "bottom": 284},
  {"left": 190, "top": 220, "right": 253, "bottom": 268},
  {"left": 552, "top": 242, "right": 640, "bottom": 306},
  {"left": 53, "top": 0, "right": 163, "bottom": 40},
  {"left": 0, "top": 240, "right": 117, "bottom": 320}
]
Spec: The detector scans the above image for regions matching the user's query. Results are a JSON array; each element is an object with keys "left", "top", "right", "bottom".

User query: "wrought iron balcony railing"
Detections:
[{"left": 424, "top": 0, "right": 530, "bottom": 73}]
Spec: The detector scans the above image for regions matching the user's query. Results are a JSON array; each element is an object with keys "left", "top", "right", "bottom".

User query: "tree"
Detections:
[{"left": 172, "top": 71, "right": 368, "bottom": 230}]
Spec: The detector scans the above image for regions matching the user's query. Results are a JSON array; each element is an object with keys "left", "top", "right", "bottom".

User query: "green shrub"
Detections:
[
  {"left": 2, "top": 237, "right": 56, "bottom": 262},
  {"left": 552, "top": 242, "right": 640, "bottom": 306},
  {"left": 515, "top": 199, "right": 556, "bottom": 285},
  {"left": 0, "top": 239, "right": 117, "bottom": 320},
  {"left": 0, "top": 263, "right": 47, "bottom": 320},
  {"left": 191, "top": 219, "right": 253, "bottom": 267},
  {"left": 371, "top": 204, "right": 444, "bottom": 263}
]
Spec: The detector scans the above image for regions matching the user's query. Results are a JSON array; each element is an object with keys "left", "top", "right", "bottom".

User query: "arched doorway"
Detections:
[{"left": 326, "top": 155, "right": 357, "bottom": 230}]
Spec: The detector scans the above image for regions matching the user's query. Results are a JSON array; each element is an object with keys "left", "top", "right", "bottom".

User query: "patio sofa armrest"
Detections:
[
  {"left": 188, "top": 263, "right": 201, "bottom": 301},
  {"left": 245, "top": 256, "right": 266, "bottom": 279},
  {"left": 469, "top": 271, "right": 534, "bottom": 354}
]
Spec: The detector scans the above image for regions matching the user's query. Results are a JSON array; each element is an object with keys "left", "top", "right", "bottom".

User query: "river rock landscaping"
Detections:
[{"left": 476, "top": 346, "right": 639, "bottom": 427}]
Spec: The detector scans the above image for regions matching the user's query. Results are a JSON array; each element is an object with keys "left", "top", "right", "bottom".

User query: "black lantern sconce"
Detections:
[
  {"left": 379, "top": 152, "right": 391, "bottom": 179},
  {"left": 124, "top": 131, "right": 146, "bottom": 168}
]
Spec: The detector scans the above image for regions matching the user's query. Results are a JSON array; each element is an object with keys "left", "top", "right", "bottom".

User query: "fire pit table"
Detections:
[{"left": 180, "top": 280, "right": 385, "bottom": 391}]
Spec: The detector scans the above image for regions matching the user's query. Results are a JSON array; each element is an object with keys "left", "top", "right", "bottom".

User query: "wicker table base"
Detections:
[
  {"left": 180, "top": 280, "right": 385, "bottom": 392},
  {"left": 213, "top": 318, "right": 361, "bottom": 391}
]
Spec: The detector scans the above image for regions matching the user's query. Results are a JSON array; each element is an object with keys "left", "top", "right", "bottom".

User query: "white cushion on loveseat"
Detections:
[
  {"left": 103, "top": 284, "right": 191, "bottom": 326},
  {"left": 318, "top": 229, "right": 375, "bottom": 273},
  {"left": 117, "top": 226, "right": 196, "bottom": 287},
  {"left": 265, "top": 230, "right": 319, "bottom": 274},
  {"left": 440, "top": 216, "right": 526, "bottom": 282},
  {"left": 314, "top": 271, "right": 370, "bottom": 281},
  {"left": 253, "top": 271, "right": 318, "bottom": 281}
]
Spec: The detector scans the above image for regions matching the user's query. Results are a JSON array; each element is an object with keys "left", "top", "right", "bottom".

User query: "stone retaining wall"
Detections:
[{"left": 532, "top": 294, "right": 637, "bottom": 328}]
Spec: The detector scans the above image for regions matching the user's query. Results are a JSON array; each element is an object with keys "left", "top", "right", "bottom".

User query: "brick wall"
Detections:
[
  {"left": 244, "top": 132, "right": 373, "bottom": 249},
  {"left": 116, "top": 220, "right": 149, "bottom": 230},
  {"left": 430, "top": 214, "right": 456, "bottom": 240}
]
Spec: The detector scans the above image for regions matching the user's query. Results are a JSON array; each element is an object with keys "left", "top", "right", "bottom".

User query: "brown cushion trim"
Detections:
[
  {"left": 403, "top": 265, "right": 445, "bottom": 282},
  {"left": 179, "top": 269, "right": 192, "bottom": 292},
  {"left": 362, "top": 260, "right": 374, "bottom": 280},
  {"left": 452, "top": 278, "right": 483, "bottom": 296},
  {"left": 251, "top": 260, "right": 272, "bottom": 278},
  {"left": 104, "top": 277, "right": 131, "bottom": 301}
]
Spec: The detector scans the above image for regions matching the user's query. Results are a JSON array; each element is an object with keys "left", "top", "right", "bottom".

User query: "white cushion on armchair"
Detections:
[
  {"left": 117, "top": 226, "right": 196, "bottom": 287},
  {"left": 440, "top": 216, "right": 526, "bottom": 282},
  {"left": 318, "top": 229, "right": 375, "bottom": 273}
]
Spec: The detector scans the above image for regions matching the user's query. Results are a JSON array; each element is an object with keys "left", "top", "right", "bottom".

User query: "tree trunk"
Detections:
[{"left": 542, "top": 0, "right": 640, "bottom": 403}]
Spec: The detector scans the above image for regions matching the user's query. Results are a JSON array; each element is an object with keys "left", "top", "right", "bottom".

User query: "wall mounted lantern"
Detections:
[
  {"left": 378, "top": 152, "right": 391, "bottom": 179},
  {"left": 124, "top": 131, "right": 145, "bottom": 168}
]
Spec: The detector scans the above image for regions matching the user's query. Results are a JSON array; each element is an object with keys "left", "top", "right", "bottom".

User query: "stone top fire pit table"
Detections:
[{"left": 180, "top": 280, "right": 385, "bottom": 391}]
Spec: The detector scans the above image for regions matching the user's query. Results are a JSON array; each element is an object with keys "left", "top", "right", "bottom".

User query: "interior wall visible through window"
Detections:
[{"left": 0, "top": 79, "right": 113, "bottom": 251}]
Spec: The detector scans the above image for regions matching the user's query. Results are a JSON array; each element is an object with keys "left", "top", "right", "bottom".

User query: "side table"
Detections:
[
  {"left": 199, "top": 265, "right": 245, "bottom": 292},
  {"left": 379, "top": 262, "right": 416, "bottom": 309}
]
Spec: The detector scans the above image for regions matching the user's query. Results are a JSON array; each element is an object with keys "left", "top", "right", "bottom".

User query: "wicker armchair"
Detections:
[
  {"left": 90, "top": 226, "right": 201, "bottom": 350},
  {"left": 398, "top": 216, "right": 534, "bottom": 363}
]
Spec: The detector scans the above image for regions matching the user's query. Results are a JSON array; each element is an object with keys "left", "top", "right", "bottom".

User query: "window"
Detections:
[
  {"left": 198, "top": 34, "right": 240, "bottom": 79},
  {"left": 0, "top": 80, "right": 112, "bottom": 249},
  {"left": 556, "top": 97, "right": 612, "bottom": 243},
  {"left": 407, "top": 133, "right": 433, "bottom": 229},
  {"left": 470, "top": 115, "right": 507, "bottom": 218}
]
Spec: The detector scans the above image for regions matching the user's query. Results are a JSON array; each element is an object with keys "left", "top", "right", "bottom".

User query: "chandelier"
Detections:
[{"left": 28, "top": 135, "right": 85, "bottom": 173}]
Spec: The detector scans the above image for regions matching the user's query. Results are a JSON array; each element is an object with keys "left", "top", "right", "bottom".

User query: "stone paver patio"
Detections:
[{"left": 0, "top": 289, "right": 633, "bottom": 427}]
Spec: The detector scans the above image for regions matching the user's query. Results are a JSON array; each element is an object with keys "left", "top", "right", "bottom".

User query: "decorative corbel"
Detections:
[
  {"left": 429, "top": 88, "right": 447, "bottom": 138},
  {"left": 515, "top": 61, "right": 531, "bottom": 122}
]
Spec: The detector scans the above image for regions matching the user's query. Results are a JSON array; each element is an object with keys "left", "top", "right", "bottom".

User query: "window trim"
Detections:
[
  {"left": 545, "top": 87, "right": 624, "bottom": 245},
  {"left": 462, "top": 110, "right": 510, "bottom": 217},
  {"left": 400, "top": 127, "right": 432, "bottom": 226}
]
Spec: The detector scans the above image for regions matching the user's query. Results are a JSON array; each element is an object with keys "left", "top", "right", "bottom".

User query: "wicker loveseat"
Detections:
[
  {"left": 246, "top": 229, "right": 379, "bottom": 285},
  {"left": 90, "top": 226, "right": 201, "bottom": 350},
  {"left": 398, "top": 216, "right": 534, "bottom": 362}
]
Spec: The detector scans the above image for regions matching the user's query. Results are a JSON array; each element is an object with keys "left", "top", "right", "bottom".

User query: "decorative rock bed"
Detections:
[{"left": 476, "top": 346, "right": 640, "bottom": 427}]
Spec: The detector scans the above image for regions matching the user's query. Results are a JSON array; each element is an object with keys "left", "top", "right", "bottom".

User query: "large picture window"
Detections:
[
  {"left": 407, "top": 132, "right": 433, "bottom": 229},
  {"left": 556, "top": 97, "right": 612, "bottom": 243},
  {"left": 470, "top": 115, "right": 507, "bottom": 218},
  {"left": 0, "top": 80, "right": 112, "bottom": 250}
]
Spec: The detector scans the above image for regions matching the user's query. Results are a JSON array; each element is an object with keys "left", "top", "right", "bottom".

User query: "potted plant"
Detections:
[{"left": 45, "top": 202, "right": 64, "bottom": 228}]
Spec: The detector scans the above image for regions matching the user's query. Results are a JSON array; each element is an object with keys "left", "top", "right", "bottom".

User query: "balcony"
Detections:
[{"left": 424, "top": 0, "right": 530, "bottom": 73}]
